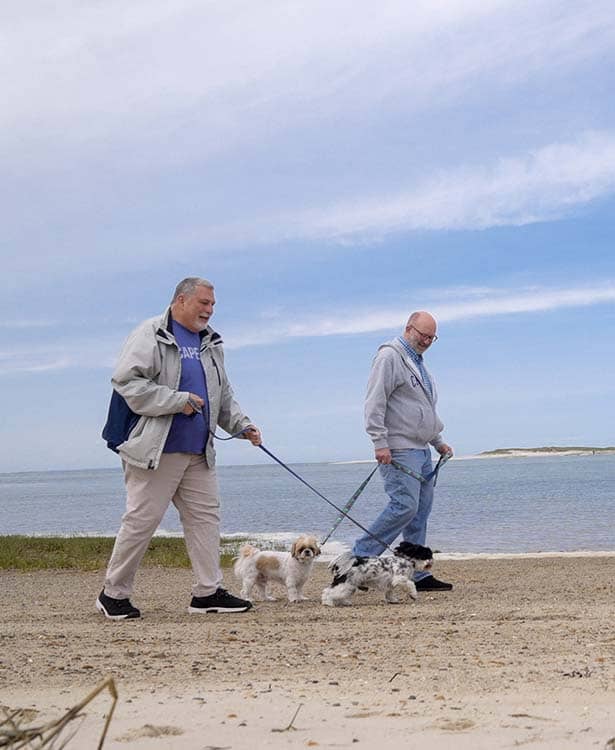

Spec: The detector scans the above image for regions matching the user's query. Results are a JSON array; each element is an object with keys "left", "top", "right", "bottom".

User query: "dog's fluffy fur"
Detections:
[
  {"left": 321, "top": 541, "right": 433, "bottom": 606},
  {"left": 233, "top": 535, "right": 321, "bottom": 603}
]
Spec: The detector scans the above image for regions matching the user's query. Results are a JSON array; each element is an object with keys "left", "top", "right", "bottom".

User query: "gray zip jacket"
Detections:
[
  {"left": 112, "top": 308, "right": 253, "bottom": 470},
  {"left": 365, "top": 338, "right": 445, "bottom": 451}
]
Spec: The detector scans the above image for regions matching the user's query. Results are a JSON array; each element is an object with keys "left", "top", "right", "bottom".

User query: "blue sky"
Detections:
[{"left": 2, "top": 1, "right": 615, "bottom": 472}]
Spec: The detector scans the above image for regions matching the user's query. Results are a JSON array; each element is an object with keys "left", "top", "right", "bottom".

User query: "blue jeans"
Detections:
[{"left": 352, "top": 448, "right": 434, "bottom": 581}]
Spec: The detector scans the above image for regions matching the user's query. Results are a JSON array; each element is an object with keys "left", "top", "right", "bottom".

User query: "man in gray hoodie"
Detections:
[{"left": 353, "top": 311, "right": 453, "bottom": 591}]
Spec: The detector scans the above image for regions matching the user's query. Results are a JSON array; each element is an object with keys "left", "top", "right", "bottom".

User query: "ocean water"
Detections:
[{"left": 1, "top": 455, "right": 614, "bottom": 554}]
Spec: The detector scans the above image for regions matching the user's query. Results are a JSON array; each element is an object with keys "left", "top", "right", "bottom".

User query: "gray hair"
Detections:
[{"left": 171, "top": 277, "right": 214, "bottom": 303}]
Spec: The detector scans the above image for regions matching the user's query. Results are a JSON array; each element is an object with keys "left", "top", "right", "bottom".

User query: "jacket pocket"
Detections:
[
  {"left": 119, "top": 414, "right": 172, "bottom": 466},
  {"left": 405, "top": 403, "right": 425, "bottom": 427}
]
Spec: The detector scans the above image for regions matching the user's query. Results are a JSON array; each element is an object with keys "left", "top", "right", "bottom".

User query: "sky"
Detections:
[{"left": 2, "top": 0, "right": 615, "bottom": 473}]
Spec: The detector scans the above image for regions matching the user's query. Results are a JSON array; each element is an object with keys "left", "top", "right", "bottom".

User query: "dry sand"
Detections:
[{"left": 1, "top": 555, "right": 614, "bottom": 749}]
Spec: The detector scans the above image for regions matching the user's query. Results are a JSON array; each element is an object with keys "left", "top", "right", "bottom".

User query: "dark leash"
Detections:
[
  {"left": 257, "top": 443, "right": 395, "bottom": 553},
  {"left": 391, "top": 452, "right": 451, "bottom": 487},
  {"left": 320, "top": 464, "right": 379, "bottom": 545},
  {"left": 201, "top": 421, "right": 391, "bottom": 548},
  {"left": 320, "top": 453, "right": 451, "bottom": 545},
  {"left": 205, "top": 417, "right": 450, "bottom": 550}
]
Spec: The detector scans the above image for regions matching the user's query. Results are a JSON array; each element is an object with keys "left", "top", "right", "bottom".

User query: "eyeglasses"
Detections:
[{"left": 409, "top": 325, "right": 438, "bottom": 343}]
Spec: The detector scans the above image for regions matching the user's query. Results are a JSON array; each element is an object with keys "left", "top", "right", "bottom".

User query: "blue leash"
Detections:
[
  {"left": 206, "top": 416, "right": 450, "bottom": 549},
  {"left": 257, "top": 443, "right": 395, "bottom": 553},
  {"left": 200, "top": 418, "right": 385, "bottom": 545},
  {"left": 187, "top": 401, "right": 252, "bottom": 442}
]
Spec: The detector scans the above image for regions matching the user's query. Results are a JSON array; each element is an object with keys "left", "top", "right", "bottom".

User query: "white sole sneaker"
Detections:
[
  {"left": 96, "top": 594, "right": 141, "bottom": 620},
  {"left": 188, "top": 604, "right": 252, "bottom": 614}
]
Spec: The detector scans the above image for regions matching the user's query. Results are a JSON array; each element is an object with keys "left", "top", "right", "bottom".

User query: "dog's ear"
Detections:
[{"left": 290, "top": 540, "right": 299, "bottom": 558}]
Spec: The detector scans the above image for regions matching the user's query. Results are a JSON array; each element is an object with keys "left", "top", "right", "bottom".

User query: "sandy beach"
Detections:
[{"left": 1, "top": 555, "right": 614, "bottom": 749}]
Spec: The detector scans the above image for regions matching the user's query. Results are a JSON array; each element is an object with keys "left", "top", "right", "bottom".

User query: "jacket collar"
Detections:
[{"left": 155, "top": 307, "right": 222, "bottom": 347}]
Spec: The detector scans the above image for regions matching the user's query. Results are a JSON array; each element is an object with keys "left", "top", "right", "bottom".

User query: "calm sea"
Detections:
[{"left": 1, "top": 455, "right": 614, "bottom": 554}]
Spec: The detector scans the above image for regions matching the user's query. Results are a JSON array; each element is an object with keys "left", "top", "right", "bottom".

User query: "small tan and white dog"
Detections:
[{"left": 233, "top": 535, "right": 321, "bottom": 603}]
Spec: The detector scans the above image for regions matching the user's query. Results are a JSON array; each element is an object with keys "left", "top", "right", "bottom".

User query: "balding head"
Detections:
[{"left": 403, "top": 311, "right": 438, "bottom": 354}]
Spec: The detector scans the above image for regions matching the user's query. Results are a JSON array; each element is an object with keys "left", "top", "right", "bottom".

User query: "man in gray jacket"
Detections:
[
  {"left": 353, "top": 311, "right": 453, "bottom": 591},
  {"left": 97, "top": 277, "right": 261, "bottom": 619}
]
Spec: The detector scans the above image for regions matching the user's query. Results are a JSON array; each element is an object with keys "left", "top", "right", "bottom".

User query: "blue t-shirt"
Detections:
[{"left": 163, "top": 320, "right": 209, "bottom": 454}]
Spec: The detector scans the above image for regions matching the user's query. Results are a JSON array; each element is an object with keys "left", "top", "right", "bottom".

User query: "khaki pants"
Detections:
[{"left": 104, "top": 453, "right": 221, "bottom": 599}]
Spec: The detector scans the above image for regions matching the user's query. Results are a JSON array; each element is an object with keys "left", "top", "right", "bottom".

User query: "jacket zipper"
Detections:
[
  {"left": 149, "top": 339, "right": 182, "bottom": 470},
  {"left": 212, "top": 358, "right": 222, "bottom": 385}
]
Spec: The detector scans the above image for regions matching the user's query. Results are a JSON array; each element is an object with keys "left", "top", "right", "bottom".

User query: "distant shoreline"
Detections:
[
  {"left": 477, "top": 446, "right": 615, "bottom": 458},
  {"left": 4, "top": 448, "right": 615, "bottom": 475},
  {"left": 333, "top": 447, "right": 615, "bottom": 464}
]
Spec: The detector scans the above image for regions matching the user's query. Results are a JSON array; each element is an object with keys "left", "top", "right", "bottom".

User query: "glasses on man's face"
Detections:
[{"left": 409, "top": 325, "right": 438, "bottom": 343}]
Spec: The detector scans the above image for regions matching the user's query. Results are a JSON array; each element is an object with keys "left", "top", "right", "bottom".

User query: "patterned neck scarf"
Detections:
[{"left": 398, "top": 337, "right": 433, "bottom": 400}]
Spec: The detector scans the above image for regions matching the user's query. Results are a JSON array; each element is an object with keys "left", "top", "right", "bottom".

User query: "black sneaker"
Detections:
[
  {"left": 96, "top": 589, "right": 141, "bottom": 620},
  {"left": 189, "top": 587, "right": 252, "bottom": 614},
  {"left": 415, "top": 576, "right": 453, "bottom": 591}
]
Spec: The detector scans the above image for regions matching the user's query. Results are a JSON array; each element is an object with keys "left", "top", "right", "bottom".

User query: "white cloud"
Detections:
[
  {"left": 223, "top": 281, "right": 615, "bottom": 347},
  {"left": 433, "top": 285, "right": 615, "bottom": 323},
  {"left": 245, "top": 131, "right": 615, "bottom": 240},
  {"left": 2, "top": 281, "right": 614, "bottom": 375},
  {"left": 0, "top": 340, "right": 119, "bottom": 376},
  {"left": 3, "top": 0, "right": 615, "bottom": 283},
  {"left": 3, "top": 0, "right": 614, "bottom": 167},
  {"left": 0, "top": 320, "right": 56, "bottom": 329}
]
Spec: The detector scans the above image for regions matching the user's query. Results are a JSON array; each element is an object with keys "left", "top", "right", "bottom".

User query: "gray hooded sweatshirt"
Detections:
[{"left": 365, "top": 337, "right": 445, "bottom": 451}]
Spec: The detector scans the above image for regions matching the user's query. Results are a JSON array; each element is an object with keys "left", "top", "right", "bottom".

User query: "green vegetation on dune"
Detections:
[{"left": 0, "top": 535, "right": 263, "bottom": 571}]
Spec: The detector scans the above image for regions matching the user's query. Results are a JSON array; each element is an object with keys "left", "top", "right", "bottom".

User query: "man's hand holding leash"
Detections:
[
  {"left": 242, "top": 426, "right": 262, "bottom": 446},
  {"left": 375, "top": 447, "right": 393, "bottom": 464},
  {"left": 183, "top": 393, "right": 205, "bottom": 416}
]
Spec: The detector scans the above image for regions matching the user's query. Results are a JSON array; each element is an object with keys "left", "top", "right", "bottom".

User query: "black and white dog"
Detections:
[{"left": 321, "top": 542, "right": 433, "bottom": 607}]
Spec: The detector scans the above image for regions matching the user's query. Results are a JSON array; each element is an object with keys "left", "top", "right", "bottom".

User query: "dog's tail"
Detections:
[
  {"left": 232, "top": 543, "right": 260, "bottom": 575},
  {"left": 236, "top": 543, "right": 260, "bottom": 559},
  {"left": 328, "top": 550, "right": 355, "bottom": 577}
]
